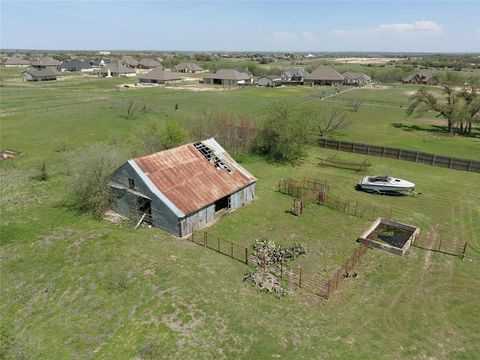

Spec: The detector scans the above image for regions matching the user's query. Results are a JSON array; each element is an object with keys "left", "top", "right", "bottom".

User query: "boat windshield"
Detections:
[{"left": 368, "top": 176, "right": 390, "bottom": 182}]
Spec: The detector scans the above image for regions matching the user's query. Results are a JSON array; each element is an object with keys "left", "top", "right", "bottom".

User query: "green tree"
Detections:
[
  {"left": 406, "top": 86, "right": 462, "bottom": 134},
  {"left": 136, "top": 120, "right": 188, "bottom": 155},
  {"left": 256, "top": 103, "right": 313, "bottom": 164}
]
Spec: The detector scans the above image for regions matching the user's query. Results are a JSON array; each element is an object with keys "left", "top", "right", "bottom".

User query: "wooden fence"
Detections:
[{"left": 319, "top": 138, "right": 480, "bottom": 173}]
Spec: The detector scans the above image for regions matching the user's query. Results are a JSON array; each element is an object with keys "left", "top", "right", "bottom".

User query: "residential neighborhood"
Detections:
[{"left": 1, "top": 1, "right": 479, "bottom": 360}]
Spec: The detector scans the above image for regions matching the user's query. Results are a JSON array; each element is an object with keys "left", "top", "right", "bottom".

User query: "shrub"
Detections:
[
  {"left": 136, "top": 120, "right": 189, "bottom": 155},
  {"left": 70, "top": 143, "right": 125, "bottom": 218}
]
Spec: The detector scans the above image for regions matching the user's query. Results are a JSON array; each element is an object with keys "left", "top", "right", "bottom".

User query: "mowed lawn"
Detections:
[{"left": 1, "top": 70, "right": 480, "bottom": 359}]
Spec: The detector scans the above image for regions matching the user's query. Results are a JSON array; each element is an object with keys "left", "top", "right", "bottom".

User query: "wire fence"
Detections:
[
  {"left": 278, "top": 178, "right": 393, "bottom": 220},
  {"left": 190, "top": 229, "right": 249, "bottom": 265}
]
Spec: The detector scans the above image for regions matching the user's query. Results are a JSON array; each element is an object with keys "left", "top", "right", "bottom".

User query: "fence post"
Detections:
[
  {"left": 191, "top": 226, "right": 194, "bottom": 242},
  {"left": 298, "top": 267, "right": 302, "bottom": 288},
  {"left": 388, "top": 208, "right": 393, "bottom": 220},
  {"left": 204, "top": 232, "right": 207, "bottom": 247},
  {"left": 461, "top": 242, "right": 468, "bottom": 260},
  {"left": 217, "top": 237, "right": 220, "bottom": 252},
  {"left": 230, "top": 242, "right": 234, "bottom": 258},
  {"left": 432, "top": 154, "right": 436, "bottom": 166},
  {"left": 438, "top": 236, "right": 443, "bottom": 251},
  {"left": 245, "top": 248, "right": 248, "bottom": 264},
  {"left": 280, "top": 262, "right": 283, "bottom": 278}
]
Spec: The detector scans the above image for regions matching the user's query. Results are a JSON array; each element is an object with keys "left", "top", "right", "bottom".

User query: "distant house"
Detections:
[
  {"left": 138, "top": 58, "right": 161, "bottom": 69},
  {"left": 121, "top": 56, "right": 138, "bottom": 68},
  {"left": 109, "top": 138, "right": 256, "bottom": 237},
  {"left": 203, "top": 69, "right": 253, "bottom": 86},
  {"left": 304, "top": 65, "right": 344, "bottom": 86},
  {"left": 281, "top": 68, "right": 309, "bottom": 84},
  {"left": 21, "top": 69, "right": 58, "bottom": 82},
  {"left": 174, "top": 62, "right": 204, "bottom": 73},
  {"left": 257, "top": 75, "right": 282, "bottom": 87},
  {"left": 88, "top": 57, "right": 110, "bottom": 67},
  {"left": 98, "top": 64, "right": 136, "bottom": 77},
  {"left": 4, "top": 55, "right": 30, "bottom": 67},
  {"left": 342, "top": 72, "right": 372, "bottom": 86},
  {"left": 30, "top": 57, "right": 61, "bottom": 70},
  {"left": 402, "top": 71, "right": 438, "bottom": 85},
  {"left": 139, "top": 68, "right": 182, "bottom": 84},
  {"left": 59, "top": 59, "right": 93, "bottom": 72}
]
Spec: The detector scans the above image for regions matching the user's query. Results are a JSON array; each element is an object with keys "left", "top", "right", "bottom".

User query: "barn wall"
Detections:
[
  {"left": 110, "top": 162, "right": 181, "bottom": 235},
  {"left": 229, "top": 183, "right": 256, "bottom": 209},
  {"left": 179, "top": 204, "right": 216, "bottom": 236}
]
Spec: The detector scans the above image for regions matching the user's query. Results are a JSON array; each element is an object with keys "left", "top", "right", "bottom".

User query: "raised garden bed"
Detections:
[{"left": 358, "top": 217, "right": 420, "bottom": 256}]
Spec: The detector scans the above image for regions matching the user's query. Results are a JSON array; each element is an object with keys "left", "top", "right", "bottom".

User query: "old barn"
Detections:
[{"left": 109, "top": 139, "right": 256, "bottom": 237}]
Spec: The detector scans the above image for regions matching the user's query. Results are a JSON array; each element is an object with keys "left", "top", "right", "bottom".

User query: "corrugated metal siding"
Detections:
[
  {"left": 180, "top": 204, "right": 216, "bottom": 235},
  {"left": 230, "top": 183, "right": 256, "bottom": 209},
  {"left": 110, "top": 162, "right": 180, "bottom": 235}
]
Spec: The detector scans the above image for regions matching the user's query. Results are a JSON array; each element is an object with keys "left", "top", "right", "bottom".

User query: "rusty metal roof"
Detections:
[{"left": 133, "top": 139, "right": 256, "bottom": 216}]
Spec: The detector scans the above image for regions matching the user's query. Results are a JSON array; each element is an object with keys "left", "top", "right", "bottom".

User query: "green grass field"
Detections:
[{"left": 1, "top": 68, "right": 479, "bottom": 359}]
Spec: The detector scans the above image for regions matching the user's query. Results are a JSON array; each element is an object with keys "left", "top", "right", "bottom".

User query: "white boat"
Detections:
[{"left": 357, "top": 176, "right": 415, "bottom": 194}]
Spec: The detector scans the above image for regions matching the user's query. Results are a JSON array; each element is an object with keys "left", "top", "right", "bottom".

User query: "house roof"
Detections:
[
  {"left": 22, "top": 68, "right": 58, "bottom": 77},
  {"left": 139, "top": 68, "right": 181, "bottom": 81},
  {"left": 59, "top": 59, "right": 92, "bottom": 70},
  {"left": 99, "top": 63, "right": 136, "bottom": 74},
  {"left": 259, "top": 75, "right": 281, "bottom": 81},
  {"left": 139, "top": 58, "right": 161, "bottom": 68},
  {"left": 342, "top": 72, "right": 371, "bottom": 81},
  {"left": 121, "top": 56, "right": 138, "bottom": 67},
  {"left": 282, "top": 68, "right": 309, "bottom": 79},
  {"left": 402, "top": 71, "right": 436, "bottom": 82},
  {"left": 5, "top": 55, "right": 30, "bottom": 65},
  {"left": 174, "top": 62, "right": 203, "bottom": 71},
  {"left": 306, "top": 65, "right": 344, "bottom": 81},
  {"left": 204, "top": 68, "right": 252, "bottom": 81},
  {"left": 234, "top": 67, "right": 253, "bottom": 76},
  {"left": 30, "top": 57, "right": 61, "bottom": 67},
  {"left": 132, "top": 138, "right": 256, "bottom": 216}
]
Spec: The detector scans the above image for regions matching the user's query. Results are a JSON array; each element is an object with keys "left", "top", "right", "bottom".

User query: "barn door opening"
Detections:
[
  {"left": 137, "top": 197, "right": 152, "bottom": 224},
  {"left": 214, "top": 195, "right": 229, "bottom": 213}
]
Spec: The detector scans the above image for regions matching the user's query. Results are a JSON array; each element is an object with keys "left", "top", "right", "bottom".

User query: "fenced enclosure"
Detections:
[
  {"left": 319, "top": 138, "right": 480, "bottom": 173},
  {"left": 278, "top": 178, "right": 393, "bottom": 220}
]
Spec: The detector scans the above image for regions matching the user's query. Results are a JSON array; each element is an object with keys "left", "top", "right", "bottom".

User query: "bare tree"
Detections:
[
  {"left": 126, "top": 101, "right": 137, "bottom": 119},
  {"left": 309, "top": 106, "right": 350, "bottom": 138},
  {"left": 346, "top": 98, "right": 363, "bottom": 112}
]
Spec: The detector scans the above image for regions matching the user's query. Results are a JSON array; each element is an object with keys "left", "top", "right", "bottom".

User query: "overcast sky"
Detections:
[{"left": 1, "top": 1, "right": 479, "bottom": 52}]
